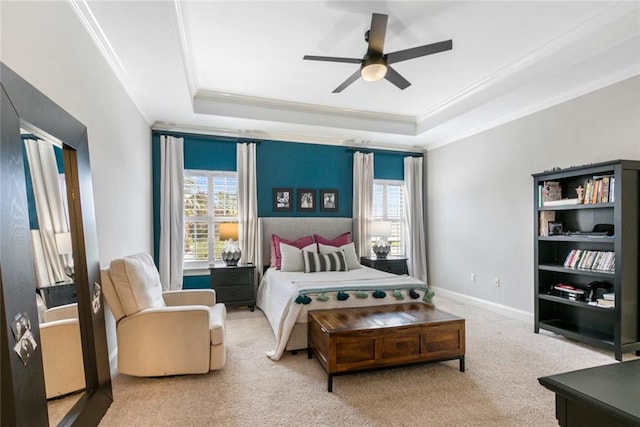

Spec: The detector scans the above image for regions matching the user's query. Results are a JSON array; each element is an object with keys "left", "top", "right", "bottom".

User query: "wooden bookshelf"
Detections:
[{"left": 533, "top": 160, "right": 640, "bottom": 360}]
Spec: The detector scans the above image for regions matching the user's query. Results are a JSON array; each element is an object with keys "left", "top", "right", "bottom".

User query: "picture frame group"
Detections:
[{"left": 272, "top": 188, "right": 339, "bottom": 212}]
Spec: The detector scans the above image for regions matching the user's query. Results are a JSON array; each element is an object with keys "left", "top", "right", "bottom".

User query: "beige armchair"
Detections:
[
  {"left": 40, "top": 303, "right": 86, "bottom": 399},
  {"left": 100, "top": 253, "right": 226, "bottom": 376}
]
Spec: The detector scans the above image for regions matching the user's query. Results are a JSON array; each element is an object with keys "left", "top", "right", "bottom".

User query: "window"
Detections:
[
  {"left": 183, "top": 170, "right": 238, "bottom": 268},
  {"left": 372, "top": 179, "right": 405, "bottom": 256}
]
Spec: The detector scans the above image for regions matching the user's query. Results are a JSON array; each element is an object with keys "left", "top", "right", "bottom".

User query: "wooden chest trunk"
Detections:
[{"left": 308, "top": 303, "right": 465, "bottom": 391}]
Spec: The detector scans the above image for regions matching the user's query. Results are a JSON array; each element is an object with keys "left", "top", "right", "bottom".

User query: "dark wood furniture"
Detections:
[
  {"left": 360, "top": 256, "right": 408, "bottom": 275},
  {"left": 209, "top": 264, "right": 256, "bottom": 311},
  {"left": 533, "top": 160, "right": 640, "bottom": 361},
  {"left": 308, "top": 303, "right": 465, "bottom": 392},
  {"left": 37, "top": 282, "right": 77, "bottom": 308},
  {"left": 538, "top": 359, "right": 640, "bottom": 427}
]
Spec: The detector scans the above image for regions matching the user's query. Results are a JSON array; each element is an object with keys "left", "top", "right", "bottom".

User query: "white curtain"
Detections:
[
  {"left": 159, "top": 135, "right": 184, "bottom": 291},
  {"left": 352, "top": 152, "right": 374, "bottom": 257},
  {"left": 24, "top": 139, "right": 68, "bottom": 285},
  {"left": 404, "top": 156, "right": 427, "bottom": 282},
  {"left": 237, "top": 143, "right": 258, "bottom": 266}
]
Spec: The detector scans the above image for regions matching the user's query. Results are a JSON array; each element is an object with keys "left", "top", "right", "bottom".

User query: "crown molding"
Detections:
[
  {"left": 172, "top": 0, "right": 197, "bottom": 98},
  {"left": 68, "top": 0, "right": 153, "bottom": 124},
  {"left": 193, "top": 90, "right": 417, "bottom": 136},
  {"left": 151, "top": 121, "right": 424, "bottom": 153}
]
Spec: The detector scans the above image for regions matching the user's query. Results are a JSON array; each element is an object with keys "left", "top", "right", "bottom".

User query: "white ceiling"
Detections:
[{"left": 71, "top": 1, "right": 640, "bottom": 151}]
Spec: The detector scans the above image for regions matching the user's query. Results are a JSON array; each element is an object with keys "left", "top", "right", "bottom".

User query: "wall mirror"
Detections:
[{"left": 1, "top": 62, "right": 112, "bottom": 425}]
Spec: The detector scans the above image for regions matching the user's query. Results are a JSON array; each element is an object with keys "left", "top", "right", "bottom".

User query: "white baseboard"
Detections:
[{"left": 431, "top": 286, "right": 533, "bottom": 323}]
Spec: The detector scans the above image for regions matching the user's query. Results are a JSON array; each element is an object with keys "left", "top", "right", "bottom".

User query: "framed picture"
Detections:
[
  {"left": 297, "top": 188, "right": 315, "bottom": 212},
  {"left": 320, "top": 189, "right": 338, "bottom": 212},
  {"left": 273, "top": 188, "right": 293, "bottom": 212},
  {"left": 548, "top": 221, "right": 564, "bottom": 236}
]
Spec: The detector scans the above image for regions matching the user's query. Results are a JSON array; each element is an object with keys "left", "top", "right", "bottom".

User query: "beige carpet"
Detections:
[{"left": 97, "top": 296, "right": 636, "bottom": 426}]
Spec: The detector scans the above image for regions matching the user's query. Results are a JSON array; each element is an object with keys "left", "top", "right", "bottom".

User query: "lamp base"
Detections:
[
  {"left": 372, "top": 244, "right": 390, "bottom": 259},
  {"left": 222, "top": 249, "right": 241, "bottom": 267}
]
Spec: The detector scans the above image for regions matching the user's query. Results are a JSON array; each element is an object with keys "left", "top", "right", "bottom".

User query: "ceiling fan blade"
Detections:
[
  {"left": 332, "top": 69, "right": 362, "bottom": 93},
  {"left": 303, "top": 55, "right": 362, "bottom": 64},
  {"left": 384, "top": 66, "right": 411, "bottom": 90},
  {"left": 386, "top": 39, "right": 452, "bottom": 64},
  {"left": 367, "top": 13, "right": 388, "bottom": 55}
]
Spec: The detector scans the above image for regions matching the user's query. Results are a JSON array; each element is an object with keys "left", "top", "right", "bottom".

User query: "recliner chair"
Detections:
[{"left": 100, "top": 253, "right": 226, "bottom": 376}]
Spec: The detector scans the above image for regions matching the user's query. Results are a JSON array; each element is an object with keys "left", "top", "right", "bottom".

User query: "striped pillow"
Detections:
[{"left": 303, "top": 250, "right": 348, "bottom": 273}]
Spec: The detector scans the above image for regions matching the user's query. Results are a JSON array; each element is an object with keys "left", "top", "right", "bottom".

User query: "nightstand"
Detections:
[
  {"left": 37, "top": 282, "right": 77, "bottom": 308},
  {"left": 360, "top": 256, "right": 409, "bottom": 275},
  {"left": 209, "top": 264, "right": 256, "bottom": 311}
]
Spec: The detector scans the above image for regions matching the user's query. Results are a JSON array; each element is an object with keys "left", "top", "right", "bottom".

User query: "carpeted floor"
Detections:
[{"left": 95, "top": 295, "right": 636, "bottom": 426}]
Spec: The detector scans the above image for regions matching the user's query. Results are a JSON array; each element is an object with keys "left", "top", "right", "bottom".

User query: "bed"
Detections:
[{"left": 255, "top": 217, "right": 433, "bottom": 360}]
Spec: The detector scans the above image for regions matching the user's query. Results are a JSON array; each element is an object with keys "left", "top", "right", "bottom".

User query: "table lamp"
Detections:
[
  {"left": 371, "top": 221, "right": 392, "bottom": 259},
  {"left": 219, "top": 222, "right": 241, "bottom": 266},
  {"left": 55, "top": 231, "right": 74, "bottom": 279}
]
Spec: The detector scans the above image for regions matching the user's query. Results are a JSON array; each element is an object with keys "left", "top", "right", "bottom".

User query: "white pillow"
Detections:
[
  {"left": 318, "top": 242, "right": 362, "bottom": 270},
  {"left": 279, "top": 242, "right": 316, "bottom": 272}
]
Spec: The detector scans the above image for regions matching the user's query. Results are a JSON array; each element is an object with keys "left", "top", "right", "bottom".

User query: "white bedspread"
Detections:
[{"left": 256, "top": 266, "right": 432, "bottom": 360}]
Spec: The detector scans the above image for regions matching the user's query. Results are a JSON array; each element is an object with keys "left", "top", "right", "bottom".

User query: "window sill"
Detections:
[{"left": 183, "top": 267, "right": 210, "bottom": 276}]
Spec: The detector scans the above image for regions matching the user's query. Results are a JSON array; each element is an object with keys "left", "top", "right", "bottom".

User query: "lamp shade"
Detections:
[
  {"left": 371, "top": 221, "right": 392, "bottom": 237},
  {"left": 219, "top": 222, "right": 239, "bottom": 241},
  {"left": 55, "top": 232, "right": 72, "bottom": 255},
  {"left": 361, "top": 56, "right": 387, "bottom": 82}
]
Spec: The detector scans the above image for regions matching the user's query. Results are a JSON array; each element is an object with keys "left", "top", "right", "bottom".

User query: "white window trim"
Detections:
[
  {"left": 372, "top": 179, "right": 406, "bottom": 257},
  {"left": 183, "top": 169, "right": 237, "bottom": 271}
]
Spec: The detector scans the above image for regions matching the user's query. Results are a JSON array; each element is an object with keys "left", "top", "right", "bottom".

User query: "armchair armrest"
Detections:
[
  {"left": 42, "top": 303, "right": 78, "bottom": 323},
  {"left": 162, "top": 289, "right": 216, "bottom": 307},
  {"left": 116, "top": 306, "right": 212, "bottom": 376},
  {"left": 40, "top": 318, "right": 85, "bottom": 398}
]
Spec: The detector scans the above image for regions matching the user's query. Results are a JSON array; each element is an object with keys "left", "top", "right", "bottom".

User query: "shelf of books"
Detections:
[{"left": 533, "top": 160, "right": 640, "bottom": 360}]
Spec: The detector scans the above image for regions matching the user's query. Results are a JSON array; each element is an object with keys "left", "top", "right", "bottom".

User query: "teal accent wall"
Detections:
[
  {"left": 151, "top": 131, "right": 421, "bottom": 288},
  {"left": 256, "top": 140, "right": 352, "bottom": 217}
]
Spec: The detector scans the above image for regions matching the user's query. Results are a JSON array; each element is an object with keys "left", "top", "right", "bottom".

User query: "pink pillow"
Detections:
[
  {"left": 314, "top": 232, "right": 351, "bottom": 249},
  {"left": 271, "top": 234, "right": 315, "bottom": 269}
]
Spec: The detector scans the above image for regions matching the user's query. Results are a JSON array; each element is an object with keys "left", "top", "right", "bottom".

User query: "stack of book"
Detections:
[
  {"left": 590, "top": 293, "right": 615, "bottom": 308},
  {"left": 562, "top": 250, "right": 615, "bottom": 272},
  {"left": 553, "top": 283, "right": 585, "bottom": 301}
]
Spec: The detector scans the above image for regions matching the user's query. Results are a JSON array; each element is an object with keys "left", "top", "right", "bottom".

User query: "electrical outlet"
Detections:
[
  {"left": 470, "top": 273, "right": 476, "bottom": 283},
  {"left": 493, "top": 277, "right": 500, "bottom": 287}
]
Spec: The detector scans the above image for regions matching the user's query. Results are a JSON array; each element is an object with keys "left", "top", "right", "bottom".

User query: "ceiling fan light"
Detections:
[{"left": 361, "top": 63, "right": 387, "bottom": 82}]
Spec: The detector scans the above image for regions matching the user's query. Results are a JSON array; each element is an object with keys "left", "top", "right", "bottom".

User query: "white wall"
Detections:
[
  {"left": 426, "top": 75, "right": 640, "bottom": 315},
  {"left": 1, "top": 1, "right": 152, "bottom": 368}
]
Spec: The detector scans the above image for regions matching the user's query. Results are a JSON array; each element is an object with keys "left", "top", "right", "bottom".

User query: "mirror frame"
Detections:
[{"left": 1, "top": 62, "right": 112, "bottom": 425}]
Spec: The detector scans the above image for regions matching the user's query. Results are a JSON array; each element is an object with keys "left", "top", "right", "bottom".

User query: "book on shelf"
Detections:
[
  {"left": 543, "top": 198, "right": 581, "bottom": 207},
  {"left": 596, "top": 298, "right": 614, "bottom": 308},
  {"left": 602, "top": 293, "right": 615, "bottom": 301},
  {"left": 583, "top": 175, "right": 614, "bottom": 204},
  {"left": 601, "top": 176, "right": 610, "bottom": 203},
  {"left": 563, "top": 250, "right": 615, "bottom": 271}
]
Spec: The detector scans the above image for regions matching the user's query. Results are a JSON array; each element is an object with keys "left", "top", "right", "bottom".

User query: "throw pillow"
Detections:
[
  {"left": 279, "top": 243, "right": 316, "bottom": 272},
  {"left": 303, "top": 250, "right": 349, "bottom": 273},
  {"left": 271, "top": 234, "right": 315, "bottom": 269},
  {"left": 314, "top": 231, "right": 351, "bottom": 248},
  {"left": 318, "top": 242, "right": 362, "bottom": 270}
]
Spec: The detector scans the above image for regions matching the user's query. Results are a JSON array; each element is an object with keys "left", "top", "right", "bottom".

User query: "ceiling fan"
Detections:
[{"left": 303, "top": 13, "right": 452, "bottom": 93}]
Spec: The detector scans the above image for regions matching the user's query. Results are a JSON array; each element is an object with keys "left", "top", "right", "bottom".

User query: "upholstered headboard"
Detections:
[{"left": 257, "top": 217, "right": 355, "bottom": 271}]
